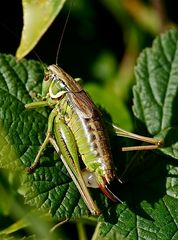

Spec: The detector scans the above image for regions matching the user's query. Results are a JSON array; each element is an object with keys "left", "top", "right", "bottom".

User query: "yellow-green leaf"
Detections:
[{"left": 16, "top": 0, "right": 67, "bottom": 60}]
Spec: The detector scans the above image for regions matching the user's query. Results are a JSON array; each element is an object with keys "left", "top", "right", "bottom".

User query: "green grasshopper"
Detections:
[{"left": 25, "top": 64, "right": 162, "bottom": 215}]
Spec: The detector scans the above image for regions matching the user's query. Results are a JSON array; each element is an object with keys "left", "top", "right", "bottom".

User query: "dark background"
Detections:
[{"left": 0, "top": 0, "right": 124, "bottom": 79}]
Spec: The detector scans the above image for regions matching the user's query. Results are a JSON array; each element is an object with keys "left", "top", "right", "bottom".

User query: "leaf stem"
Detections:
[
  {"left": 77, "top": 222, "right": 88, "bottom": 240},
  {"left": 91, "top": 222, "right": 101, "bottom": 240}
]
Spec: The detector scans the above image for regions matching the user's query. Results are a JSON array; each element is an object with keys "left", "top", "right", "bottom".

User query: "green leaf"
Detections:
[
  {"left": 133, "top": 28, "right": 178, "bottom": 159},
  {"left": 16, "top": 0, "right": 67, "bottom": 60},
  {"left": 96, "top": 153, "right": 178, "bottom": 240},
  {"left": 0, "top": 54, "right": 91, "bottom": 220}
]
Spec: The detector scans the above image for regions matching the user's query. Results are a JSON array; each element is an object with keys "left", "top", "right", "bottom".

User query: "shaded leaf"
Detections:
[
  {"left": 133, "top": 28, "right": 178, "bottom": 159},
  {"left": 96, "top": 153, "right": 178, "bottom": 240},
  {"left": 0, "top": 54, "right": 91, "bottom": 220}
]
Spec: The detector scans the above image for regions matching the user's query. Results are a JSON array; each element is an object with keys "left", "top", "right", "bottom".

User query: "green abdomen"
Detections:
[{"left": 61, "top": 94, "right": 114, "bottom": 183}]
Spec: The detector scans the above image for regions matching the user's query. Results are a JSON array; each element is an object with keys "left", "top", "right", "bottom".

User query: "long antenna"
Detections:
[{"left": 55, "top": 0, "right": 74, "bottom": 65}]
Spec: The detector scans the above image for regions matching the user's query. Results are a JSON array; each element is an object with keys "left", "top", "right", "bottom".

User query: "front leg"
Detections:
[
  {"left": 25, "top": 99, "right": 58, "bottom": 109},
  {"left": 27, "top": 108, "right": 58, "bottom": 172}
]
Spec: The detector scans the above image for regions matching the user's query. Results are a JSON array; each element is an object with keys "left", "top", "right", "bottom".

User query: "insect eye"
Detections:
[
  {"left": 41, "top": 72, "right": 53, "bottom": 96},
  {"left": 44, "top": 74, "right": 49, "bottom": 81},
  {"left": 44, "top": 70, "right": 52, "bottom": 81}
]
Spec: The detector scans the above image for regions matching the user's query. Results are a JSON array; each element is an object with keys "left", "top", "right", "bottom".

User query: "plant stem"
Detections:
[
  {"left": 77, "top": 222, "right": 88, "bottom": 240},
  {"left": 91, "top": 222, "right": 101, "bottom": 240}
]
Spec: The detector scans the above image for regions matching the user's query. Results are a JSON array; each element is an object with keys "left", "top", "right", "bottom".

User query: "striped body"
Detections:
[{"left": 57, "top": 91, "right": 115, "bottom": 185}]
